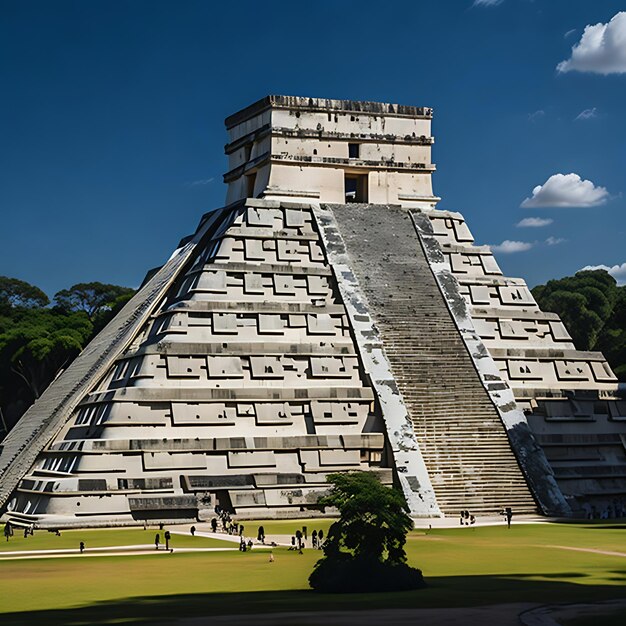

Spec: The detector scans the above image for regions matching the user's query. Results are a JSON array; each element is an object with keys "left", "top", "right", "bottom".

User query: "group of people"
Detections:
[
  {"left": 154, "top": 530, "right": 172, "bottom": 551},
  {"left": 459, "top": 511, "right": 476, "bottom": 526},
  {"left": 210, "top": 507, "right": 244, "bottom": 537},
  {"left": 288, "top": 527, "right": 325, "bottom": 551},
  {"left": 3, "top": 521, "right": 36, "bottom": 540},
  {"left": 582, "top": 500, "right": 625, "bottom": 520}
]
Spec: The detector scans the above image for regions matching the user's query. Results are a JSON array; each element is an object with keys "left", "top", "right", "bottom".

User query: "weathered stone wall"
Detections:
[{"left": 2, "top": 200, "right": 395, "bottom": 528}]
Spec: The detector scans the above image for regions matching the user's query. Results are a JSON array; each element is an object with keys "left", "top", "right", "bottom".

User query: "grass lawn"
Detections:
[
  {"left": 0, "top": 522, "right": 624, "bottom": 624},
  {"left": 0, "top": 526, "right": 233, "bottom": 552}
]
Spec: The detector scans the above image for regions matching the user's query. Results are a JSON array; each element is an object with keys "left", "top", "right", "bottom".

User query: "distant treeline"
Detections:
[
  {"left": 532, "top": 269, "right": 626, "bottom": 382},
  {"left": 0, "top": 277, "right": 135, "bottom": 437}
]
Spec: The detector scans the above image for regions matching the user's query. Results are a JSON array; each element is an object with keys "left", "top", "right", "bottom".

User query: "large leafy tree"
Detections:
[
  {"left": 0, "top": 309, "right": 92, "bottom": 402},
  {"left": 0, "top": 276, "right": 49, "bottom": 311},
  {"left": 532, "top": 269, "right": 626, "bottom": 381},
  {"left": 532, "top": 270, "right": 619, "bottom": 351},
  {"left": 309, "top": 472, "right": 425, "bottom": 593},
  {"left": 0, "top": 277, "right": 135, "bottom": 437},
  {"left": 53, "top": 282, "right": 135, "bottom": 320}
]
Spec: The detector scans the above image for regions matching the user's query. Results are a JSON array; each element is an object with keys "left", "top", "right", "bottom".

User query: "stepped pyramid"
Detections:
[{"left": 1, "top": 96, "right": 624, "bottom": 528}]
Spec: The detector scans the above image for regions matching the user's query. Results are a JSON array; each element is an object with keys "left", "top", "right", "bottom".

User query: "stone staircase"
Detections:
[{"left": 328, "top": 204, "right": 537, "bottom": 516}]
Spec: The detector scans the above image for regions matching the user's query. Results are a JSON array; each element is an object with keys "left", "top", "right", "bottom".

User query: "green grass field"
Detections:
[{"left": 0, "top": 522, "right": 624, "bottom": 625}]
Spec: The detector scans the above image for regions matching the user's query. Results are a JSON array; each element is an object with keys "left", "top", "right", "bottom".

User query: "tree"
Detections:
[
  {"left": 53, "top": 282, "right": 135, "bottom": 320},
  {"left": 532, "top": 270, "right": 619, "bottom": 351},
  {"left": 308, "top": 472, "right": 425, "bottom": 593},
  {"left": 0, "top": 309, "right": 92, "bottom": 402},
  {"left": 0, "top": 277, "right": 135, "bottom": 438},
  {"left": 0, "top": 276, "right": 49, "bottom": 311},
  {"left": 532, "top": 269, "right": 626, "bottom": 382}
]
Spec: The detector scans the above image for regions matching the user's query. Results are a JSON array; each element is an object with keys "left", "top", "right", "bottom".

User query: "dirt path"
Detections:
[
  {"left": 0, "top": 545, "right": 238, "bottom": 561},
  {"left": 544, "top": 545, "right": 626, "bottom": 558}
]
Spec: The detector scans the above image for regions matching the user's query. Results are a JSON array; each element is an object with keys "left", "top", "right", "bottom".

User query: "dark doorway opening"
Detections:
[
  {"left": 245, "top": 173, "right": 256, "bottom": 198},
  {"left": 344, "top": 173, "right": 368, "bottom": 203},
  {"left": 214, "top": 489, "right": 234, "bottom": 514}
]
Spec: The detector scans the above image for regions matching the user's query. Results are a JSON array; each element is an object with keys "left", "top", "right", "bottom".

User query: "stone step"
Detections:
[{"left": 330, "top": 204, "right": 536, "bottom": 514}]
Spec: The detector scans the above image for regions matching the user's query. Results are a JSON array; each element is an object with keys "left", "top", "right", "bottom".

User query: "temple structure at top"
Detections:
[
  {"left": 224, "top": 95, "right": 439, "bottom": 208},
  {"left": 0, "top": 96, "right": 624, "bottom": 528}
]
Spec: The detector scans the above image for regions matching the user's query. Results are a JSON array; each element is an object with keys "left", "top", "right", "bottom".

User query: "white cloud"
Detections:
[
  {"left": 489, "top": 240, "right": 534, "bottom": 254},
  {"left": 516, "top": 217, "right": 553, "bottom": 228},
  {"left": 580, "top": 262, "right": 626, "bottom": 286},
  {"left": 528, "top": 110, "right": 545, "bottom": 122},
  {"left": 557, "top": 12, "right": 626, "bottom": 74},
  {"left": 473, "top": 0, "right": 503, "bottom": 6},
  {"left": 575, "top": 107, "right": 598, "bottom": 120},
  {"left": 521, "top": 173, "right": 610, "bottom": 208},
  {"left": 545, "top": 236, "right": 566, "bottom": 246}
]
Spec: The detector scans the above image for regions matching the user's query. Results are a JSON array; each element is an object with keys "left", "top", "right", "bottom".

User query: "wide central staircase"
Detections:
[{"left": 328, "top": 204, "right": 537, "bottom": 516}]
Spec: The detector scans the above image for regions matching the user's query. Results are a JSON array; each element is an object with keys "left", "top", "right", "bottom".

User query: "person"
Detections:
[
  {"left": 155, "top": 533, "right": 160, "bottom": 550},
  {"left": 79, "top": 541, "right": 85, "bottom": 554},
  {"left": 247, "top": 539, "right": 253, "bottom": 551},
  {"left": 190, "top": 525, "right": 196, "bottom": 537},
  {"left": 257, "top": 526, "right": 265, "bottom": 543},
  {"left": 164, "top": 530, "right": 171, "bottom": 550},
  {"left": 302, "top": 526, "right": 308, "bottom": 540},
  {"left": 317, "top": 529, "right": 324, "bottom": 548},
  {"left": 24, "top": 527, "right": 29, "bottom": 539},
  {"left": 312, "top": 530, "right": 318, "bottom": 548},
  {"left": 240, "top": 539, "right": 246, "bottom": 552},
  {"left": 460, "top": 512, "right": 464, "bottom": 526},
  {"left": 295, "top": 529, "right": 303, "bottom": 549},
  {"left": 211, "top": 518, "right": 217, "bottom": 533},
  {"left": 55, "top": 529, "right": 61, "bottom": 536},
  {"left": 290, "top": 536, "right": 296, "bottom": 550},
  {"left": 269, "top": 551, "right": 274, "bottom": 563},
  {"left": 4, "top": 522, "right": 12, "bottom": 542},
  {"left": 505, "top": 507, "right": 513, "bottom": 529},
  {"left": 239, "top": 524, "right": 245, "bottom": 537},
  {"left": 470, "top": 515, "right": 476, "bottom": 525},
  {"left": 159, "top": 522, "right": 164, "bottom": 530}
]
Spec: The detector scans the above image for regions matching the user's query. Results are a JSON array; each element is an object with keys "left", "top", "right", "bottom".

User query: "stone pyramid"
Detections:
[{"left": 1, "top": 96, "right": 624, "bottom": 528}]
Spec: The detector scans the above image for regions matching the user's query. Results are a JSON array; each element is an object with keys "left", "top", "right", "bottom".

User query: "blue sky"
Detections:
[{"left": 1, "top": 0, "right": 625, "bottom": 296}]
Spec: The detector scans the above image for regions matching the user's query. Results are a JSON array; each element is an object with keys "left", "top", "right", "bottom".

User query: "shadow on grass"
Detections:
[{"left": 2, "top": 574, "right": 625, "bottom": 626}]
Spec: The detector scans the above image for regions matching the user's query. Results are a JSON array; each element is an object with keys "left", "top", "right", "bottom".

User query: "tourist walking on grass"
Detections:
[
  {"left": 190, "top": 525, "right": 196, "bottom": 536},
  {"left": 164, "top": 530, "right": 171, "bottom": 550},
  {"left": 504, "top": 507, "right": 513, "bottom": 529},
  {"left": 79, "top": 541, "right": 85, "bottom": 554},
  {"left": 155, "top": 533, "right": 160, "bottom": 550},
  {"left": 269, "top": 551, "right": 274, "bottom": 563}
]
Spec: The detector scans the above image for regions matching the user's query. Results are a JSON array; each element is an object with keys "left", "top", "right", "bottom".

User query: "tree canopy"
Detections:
[
  {"left": 0, "top": 277, "right": 135, "bottom": 437},
  {"left": 308, "top": 472, "right": 425, "bottom": 593},
  {"left": 532, "top": 269, "right": 626, "bottom": 380},
  {"left": 0, "top": 276, "right": 49, "bottom": 310},
  {"left": 53, "top": 282, "right": 135, "bottom": 320}
]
